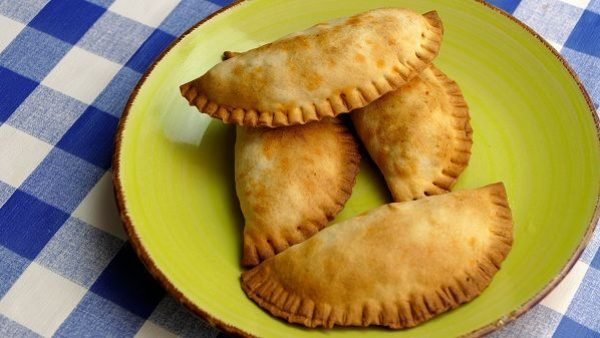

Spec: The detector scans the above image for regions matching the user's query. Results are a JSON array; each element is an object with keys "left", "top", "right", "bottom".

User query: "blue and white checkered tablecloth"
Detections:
[{"left": 0, "top": 0, "right": 597, "bottom": 337}]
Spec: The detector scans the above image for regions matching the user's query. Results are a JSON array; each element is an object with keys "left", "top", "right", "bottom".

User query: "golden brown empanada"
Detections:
[
  {"left": 241, "top": 183, "right": 513, "bottom": 329},
  {"left": 181, "top": 8, "right": 444, "bottom": 127},
  {"left": 236, "top": 118, "right": 360, "bottom": 266},
  {"left": 351, "top": 65, "right": 472, "bottom": 202}
]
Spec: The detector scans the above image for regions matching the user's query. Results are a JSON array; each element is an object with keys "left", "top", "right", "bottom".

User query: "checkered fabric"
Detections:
[{"left": 0, "top": 0, "right": 597, "bottom": 337}]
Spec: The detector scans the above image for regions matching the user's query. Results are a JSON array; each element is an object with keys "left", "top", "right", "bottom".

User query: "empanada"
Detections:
[
  {"left": 181, "top": 8, "right": 444, "bottom": 127},
  {"left": 241, "top": 183, "right": 513, "bottom": 329},
  {"left": 236, "top": 118, "right": 360, "bottom": 266},
  {"left": 352, "top": 65, "right": 472, "bottom": 201}
]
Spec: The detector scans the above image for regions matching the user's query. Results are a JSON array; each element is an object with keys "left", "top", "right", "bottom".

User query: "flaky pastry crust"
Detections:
[
  {"left": 235, "top": 118, "right": 360, "bottom": 266},
  {"left": 181, "top": 8, "right": 443, "bottom": 127},
  {"left": 352, "top": 65, "right": 472, "bottom": 201},
  {"left": 241, "top": 183, "right": 513, "bottom": 329}
]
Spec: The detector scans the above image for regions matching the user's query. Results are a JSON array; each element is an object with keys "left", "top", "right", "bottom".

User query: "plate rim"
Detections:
[{"left": 111, "top": 1, "right": 600, "bottom": 337}]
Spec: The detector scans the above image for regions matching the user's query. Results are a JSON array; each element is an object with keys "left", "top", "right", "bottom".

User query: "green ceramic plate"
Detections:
[{"left": 113, "top": 1, "right": 600, "bottom": 337}]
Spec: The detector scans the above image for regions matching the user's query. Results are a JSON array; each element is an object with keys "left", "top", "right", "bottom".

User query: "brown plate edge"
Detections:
[
  {"left": 464, "top": 1, "right": 600, "bottom": 337},
  {"left": 112, "top": 1, "right": 254, "bottom": 337},
  {"left": 110, "top": 1, "right": 600, "bottom": 338}
]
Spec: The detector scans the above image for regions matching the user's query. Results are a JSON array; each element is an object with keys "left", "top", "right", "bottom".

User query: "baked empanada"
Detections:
[
  {"left": 181, "top": 8, "right": 443, "bottom": 127},
  {"left": 241, "top": 183, "right": 513, "bottom": 329},
  {"left": 352, "top": 65, "right": 472, "bottom": 201},
  {"left": 236, "top": 118, "right": 360, "bottom": 266}
]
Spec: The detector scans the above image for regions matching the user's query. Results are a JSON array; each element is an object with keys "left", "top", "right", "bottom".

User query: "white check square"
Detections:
[
  {"left": 0, "top": 16, "right": 24, "bottom": 52},
  {"left": 540, "top": 261, "right": 589, "bottom": 314},
  {"left": 514, "top": 0, "right": 586, "bottom": 45},
  {"left": 0, "top": 124, "right": 52, "bottom": 187},
  {"left": 0, "top": 263, "right": 87, "bottom": 337},
  {"left": 73, "top": 171, "right": 127, "bottom": 239},
  {"left": 562, "top": 0, "right": 591, "bottom": 9},
  {"left": 41, "top": 46, "right": 121, "bottom": 104},
  {"left": 109, "top": 0, "right": 180, "bottom": 28},
  {"left": 547, "top": 39, "right": 563, "bottom": 52}
]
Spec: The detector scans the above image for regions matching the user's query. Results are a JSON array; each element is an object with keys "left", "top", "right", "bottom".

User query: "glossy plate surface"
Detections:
[{"left": 114, "top": 1, "right": 600, "bottom": 336}]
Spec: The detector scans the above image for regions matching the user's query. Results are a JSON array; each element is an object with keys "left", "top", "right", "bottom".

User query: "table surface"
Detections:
[{"left": 0, "top": 0, "right": 598, "bottom": 337}]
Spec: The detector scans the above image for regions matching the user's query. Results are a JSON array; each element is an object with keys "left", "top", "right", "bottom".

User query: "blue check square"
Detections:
[
  {"left": 79, "top": 11, "right": 153, "bottom": 65},
  {"left": 92, "top": 67, "right": 142, "bottom": 118},
  {"left": 55, "top": 292, "right": 144, "bottom": 337},
  {"left": 160, "top": 0, "right": 221, "bottom": 36},
  {"left": 0, "top": 0, "right": 49, "bottom": 24},
  {"left": 0, "top": 27, "right": 71, "bottom": 82},
  {"left": 0, "top": 245, "right": 30, "bottom": 298},
  {"left": 90, "top": 243, "right": 165, "bottom": 318},
  {"left": 57, "top": 106, "right": 120, "bottom": 170},
  {"left": 149, "top": 296, "right": 219, "bottom": 337},
  {"left": 7, "top": 86, "right": 88, "bottom": 145},
  {"left": 125, "top": 29, "right": 176, "bottom": 74},
  {"left": 0, "top": 67, "right": 37, "bottom": 123},
  {"left": 0, "top": 314, "right": 40, "bottom": 338},
  {"left": 554, "top": 316, "right": 599, "bottom": 338},
  {"left": 592, "top": 250, "right": 600, "bottom": 270},
  {"left": 0, "top": 190, "right": 69, "bottom": 260},
  {"left": 565, "top": 10, "right": 600, "bottom": 58},
  {"left": 36, "top": 217, "right": 124, "bottom": 287},
  {"left": 206, "top": 0, "right": 236, "bottom": 6},
  {"left": 20, "top": 148, "right": 104, "bottom": 213},
  {"left": 487, "top": 0, "right": 522, "bottom": 14},
  {"left": 28, "top": 0, "right": 105, "bottom": 45}
]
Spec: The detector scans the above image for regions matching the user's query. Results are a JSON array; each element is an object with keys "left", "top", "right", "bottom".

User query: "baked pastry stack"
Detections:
[{"left": 180, "top": 7, "right": 513, "bottom": 330}]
